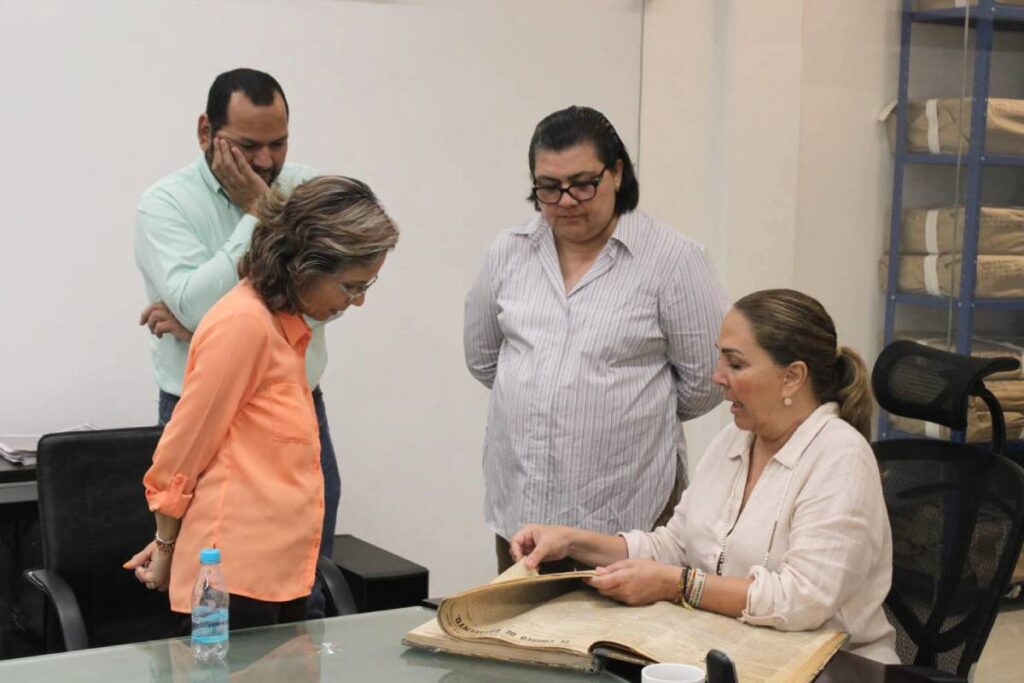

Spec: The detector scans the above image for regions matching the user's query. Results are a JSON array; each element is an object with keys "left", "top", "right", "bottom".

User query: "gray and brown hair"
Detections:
[
  {"left": 733, "top": 289, "right": 873, "bottom": 439},
  {"left": 238, "top": 175, "right": 399, "bottom": 313}
]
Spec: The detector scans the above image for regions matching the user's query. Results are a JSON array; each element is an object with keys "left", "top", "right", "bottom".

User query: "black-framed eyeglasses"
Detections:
[
  {"left": 531, "top": 166, "right": 608, "bottom": 205},
  {"left": 335, "top": 274, "right": 378, "bottom": 303}
]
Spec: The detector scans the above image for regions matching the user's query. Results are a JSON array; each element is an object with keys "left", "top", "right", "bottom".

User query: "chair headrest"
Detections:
[{"left": 872, "top": 340, "right": 1019, "bottom": 429}]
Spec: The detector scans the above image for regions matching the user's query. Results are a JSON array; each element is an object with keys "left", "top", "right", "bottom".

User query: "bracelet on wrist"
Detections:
[
  {"left": 154, "top": 532, "right": 177, "bottom": 554},
  {"left": 676, "top": 566, "right": 694, "bottom": 610},
  {"left": 685, "top": 567, "right": 707, "bottom": 609}
]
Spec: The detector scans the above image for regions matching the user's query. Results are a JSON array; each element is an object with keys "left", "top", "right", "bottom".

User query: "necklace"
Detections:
[{"left": 714, "top": 439, "right": 794, "bottom": 576}]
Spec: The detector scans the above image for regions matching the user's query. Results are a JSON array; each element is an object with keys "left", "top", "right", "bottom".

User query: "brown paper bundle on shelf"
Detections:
[
  {"left": 968, "top": 381, "right": 1024, "bottom": 412},
  {"left": 878, "top": 254, "right": 1024, "bottom": 298},
  {"left": 889, "top": 411, "right": 1024, "bottom": 443},
  {"left": 884, "top": 97, "right": 1024, "bottom": 155},
  {"left": 913, "top": 0, "right": 1024, "bottom": 9},
  {"left": 885, "top": 207, "right": 1024, "bottom": 256}
]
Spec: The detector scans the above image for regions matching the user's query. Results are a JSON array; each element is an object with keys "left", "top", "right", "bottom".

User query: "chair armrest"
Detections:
[
  {"left": 316, "top": 556, "right": 357, "bottom": 616},
  {"left": 22, "top": 568, "right": 88, "bottom": 651}
]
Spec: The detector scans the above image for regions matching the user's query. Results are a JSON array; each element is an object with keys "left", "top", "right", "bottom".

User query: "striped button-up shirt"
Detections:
[{"left": 464, "top": 210, "right": 727, "bottom": 539}]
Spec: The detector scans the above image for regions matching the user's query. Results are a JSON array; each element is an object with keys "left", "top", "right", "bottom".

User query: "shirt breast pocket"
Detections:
[
  {"left": 269, "top": 382, "right": 315, "bottom": 444},
  {"left": 599, "top": 294, "right": 662, "bottom": 366}
]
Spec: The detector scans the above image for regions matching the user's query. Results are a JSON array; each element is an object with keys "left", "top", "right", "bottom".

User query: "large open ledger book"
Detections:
[{"left": 403, "top": 563, "right": 847, "bottom": 683}]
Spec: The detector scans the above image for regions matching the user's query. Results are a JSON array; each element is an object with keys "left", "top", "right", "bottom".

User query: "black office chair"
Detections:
[
  {"left": 24, "top": 427, "right": 357, "bottom": 652},
  {"left": 872, "top": 340, "right": 1024, "bottom": 677},
  {"left": 316, "top": 555, "right": 356, "bottom": 617},
  {"left": 24, "top": 427, "right": 175, "bottom": 651}
]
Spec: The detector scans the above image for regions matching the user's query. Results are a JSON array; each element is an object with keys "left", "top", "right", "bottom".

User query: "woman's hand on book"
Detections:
[
  {"left": 585, "top": 559, "right": 679, "bottom": 606},
  {"left": 510, "top": 524, "right": 575, "bottom": 570}
]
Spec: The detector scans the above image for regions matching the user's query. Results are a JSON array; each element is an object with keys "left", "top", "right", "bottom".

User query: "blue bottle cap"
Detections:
[{"left": 199, "top": 548, "right": 221, "bottom": 564}]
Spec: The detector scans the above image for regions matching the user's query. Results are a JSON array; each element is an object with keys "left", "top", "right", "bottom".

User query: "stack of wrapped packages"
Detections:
[
  {"left": 882, "top": 94, "right": 1024, "bottom": 158},
  {"left": 879, "top": 90, "right": 1024, "bottom": 295},
  {"left": 879, "top": 206, "right": 1024, "bottom": 298}
]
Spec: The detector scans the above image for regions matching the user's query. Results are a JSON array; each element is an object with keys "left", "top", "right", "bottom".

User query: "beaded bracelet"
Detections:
[
  {"left": 685, "top": 567, "right": 707, "bottom": 609},
  {"left": 676, "top": 566, "right": 694, "bottom": 610},
  {"left": 154, "top": 532, "right": 177, "bottom": 555}
]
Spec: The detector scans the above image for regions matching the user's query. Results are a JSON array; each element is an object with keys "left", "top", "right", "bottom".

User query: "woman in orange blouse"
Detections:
[{"left": 125, "top": 176, "right": 399, "bottom": 628}]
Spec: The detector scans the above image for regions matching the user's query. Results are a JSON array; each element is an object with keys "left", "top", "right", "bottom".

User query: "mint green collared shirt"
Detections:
[{"left": 135, "top": 155, "right": 323, "bottom": 396}]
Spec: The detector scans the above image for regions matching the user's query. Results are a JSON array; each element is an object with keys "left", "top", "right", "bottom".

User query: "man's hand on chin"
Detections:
[{"left": 210, "top": 137, "right": 271, "bottom": 214}]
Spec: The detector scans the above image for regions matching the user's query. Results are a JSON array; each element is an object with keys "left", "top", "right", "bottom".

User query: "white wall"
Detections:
[
  {"left": 2, "top": 0, "right": 922, "bottom": 598},
  {"left": 0, "top": 0, "right": 643, "bottom": 596},
  {"left": 640, "top": 1, "right": 902, "bottom": 462},
  {"left": 793, "top": 1, "right": 901, "bottom": 371},
  {"left": 639, "top": 0, "right": 808, "bottom": 464}
]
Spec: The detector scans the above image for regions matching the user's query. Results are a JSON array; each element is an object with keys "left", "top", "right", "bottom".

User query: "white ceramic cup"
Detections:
[{"left": 641, "top": 662, "right": 706, "bottom": 683}]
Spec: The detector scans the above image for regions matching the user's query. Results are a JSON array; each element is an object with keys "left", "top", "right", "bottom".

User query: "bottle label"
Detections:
[{"left": 191, "top": 606, "right": 229, "bottom": 644}]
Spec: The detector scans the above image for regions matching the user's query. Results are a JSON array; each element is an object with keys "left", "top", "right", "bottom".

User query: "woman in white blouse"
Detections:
[{"left": 510, "top": 289, "right": 899, "bottom": 663}]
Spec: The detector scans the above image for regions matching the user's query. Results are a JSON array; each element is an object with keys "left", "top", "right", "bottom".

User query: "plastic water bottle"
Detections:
[
  {"left": 191, "top": 548, "right": 229, "bottom": 662},
  {"left": 190, "top": 659, "right": 229, "bottom": 683}
]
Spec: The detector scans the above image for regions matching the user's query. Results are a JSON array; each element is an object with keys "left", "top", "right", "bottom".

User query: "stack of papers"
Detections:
[{"left": 0, "top": 424, "right": 99, "bottom": 467}]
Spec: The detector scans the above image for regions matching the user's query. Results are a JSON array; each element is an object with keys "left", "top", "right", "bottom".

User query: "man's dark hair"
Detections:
[
  {"left": 527, "top": 105, "right": 640, "bottom": 214},
  {"left": 206, "top": 68, "right": 289, "bottom": 135}
]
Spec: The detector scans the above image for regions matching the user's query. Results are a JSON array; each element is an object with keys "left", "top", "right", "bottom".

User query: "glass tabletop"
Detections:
[{"left": 0, "top": 607, "right": 627, "bottom": 682}]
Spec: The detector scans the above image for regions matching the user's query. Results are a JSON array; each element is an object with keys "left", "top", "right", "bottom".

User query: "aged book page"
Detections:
[
  {"left": 403, "top": 616, "right": 596, "bottom": 671},
  {"left": 437, "top": 573, "right": 845, "bottom": 683},
  {"left": 403, "top": 565, "right": 598, "bottom": 669}
]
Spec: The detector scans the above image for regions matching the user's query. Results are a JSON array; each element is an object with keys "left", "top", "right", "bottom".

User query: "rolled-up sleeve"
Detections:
[
  {"left": 659, "top": 244, "right": 727, "bottom": 420},
  {"left": 464, "top": 248, "right": 503, "bottom": 388},
  {"left": 144, "top": 310, "right": 270, "bottom": 517},
  {"left": 620, "top": 488, "right": 692, "bottom": 566},
  {"left": 741, "top": 450, "right": 886, "bottom": 631}
]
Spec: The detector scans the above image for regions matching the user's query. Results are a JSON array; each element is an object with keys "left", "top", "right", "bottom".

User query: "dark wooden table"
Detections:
[
  {"left": 815, "top": 651, "right": 964, "bottom": 682},
  {"left": 601, "top": 649, "right": 961, "bottom": 682},
  {"left": 0, "top": 461, "right": 35, "bottom": 506}
]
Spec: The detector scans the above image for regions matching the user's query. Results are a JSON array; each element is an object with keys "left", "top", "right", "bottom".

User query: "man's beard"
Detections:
[{"left": 204, "top": 144, "right": 281, "bottom": 190}]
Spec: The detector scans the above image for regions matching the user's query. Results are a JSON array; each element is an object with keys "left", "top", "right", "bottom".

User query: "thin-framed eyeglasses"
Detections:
[
  {"left": 531, "top": 166, "right": 608, "bottom": 205},
  {"left": 335, "top": 274, "right": 378, "bottom": 302}
]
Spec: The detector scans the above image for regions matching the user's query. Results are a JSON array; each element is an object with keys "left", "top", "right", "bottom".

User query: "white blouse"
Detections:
[{"left": 621, "top": 403, "right": 899, "bottom": 664}]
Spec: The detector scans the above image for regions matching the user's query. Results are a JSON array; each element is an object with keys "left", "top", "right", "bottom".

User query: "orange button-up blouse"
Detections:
[{"left": 144, "top": 280, "right": 323, "bottom": 613}]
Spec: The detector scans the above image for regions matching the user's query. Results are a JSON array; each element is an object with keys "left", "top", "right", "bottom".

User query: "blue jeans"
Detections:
[{"left": 158, "top": 386, "right": 340, "bottom": 617}]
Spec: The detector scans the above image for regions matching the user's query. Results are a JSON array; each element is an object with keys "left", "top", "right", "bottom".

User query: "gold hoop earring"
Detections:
[{"left": 783, "top": 396, "right": 792, "bottom": 407}]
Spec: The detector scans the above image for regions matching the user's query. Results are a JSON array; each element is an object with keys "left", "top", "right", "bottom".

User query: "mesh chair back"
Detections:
[
  {"left": 872, "top": 340, "right": 1018, "bottom": 431},
  {"left": 35, "top": 427, "right": 175, "bottom": 647},
  {"left": 876, "top": 442, "right": 1024, "bottom": 676}
]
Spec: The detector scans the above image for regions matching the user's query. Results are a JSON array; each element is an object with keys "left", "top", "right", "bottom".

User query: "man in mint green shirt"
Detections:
[{"left": 133, "top": 69, "right": 338, "bottom": 615}]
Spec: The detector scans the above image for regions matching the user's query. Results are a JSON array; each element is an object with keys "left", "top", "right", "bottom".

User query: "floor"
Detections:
[{"left": 974, "top": 608, "right": 1024, "bottom": 682}]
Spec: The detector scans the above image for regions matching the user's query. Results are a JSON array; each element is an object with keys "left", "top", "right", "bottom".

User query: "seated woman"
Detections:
[
  {"left": 125, "top": 175, "right": 399, "bottom": 630},
  {"left": 510, "top": 289, "right": 899, "bottom": 663}
]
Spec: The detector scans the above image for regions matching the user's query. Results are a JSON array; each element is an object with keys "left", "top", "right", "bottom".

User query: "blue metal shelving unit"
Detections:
[{"left": 880, "top": 0, "right": 1024, "bottom": 446}]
